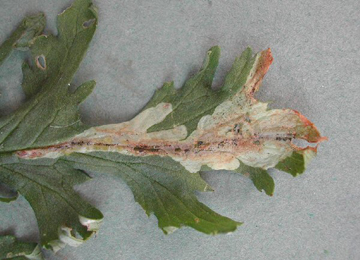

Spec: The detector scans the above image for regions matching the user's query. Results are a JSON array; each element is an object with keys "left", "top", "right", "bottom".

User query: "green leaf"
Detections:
[
  {"left": 0, "top": 0, "right": 97, "bottom": 152},
  {"left": 275, "top": 152, "right": 305, "bottom": 177},
  {"left": 0, "top": 13, "right": 45, "bottom": 66},
  {"left": 0, "top": 0, "right": 325, "bottom": 256},
  {"left": 0, "top": 153, "right": 103, "bottom": 251},
  {"left": 275, "top": 149, "right": 317, "bottom": 177},
  {"left": 145, "top": 46, "right": 256, "bottom": 136},
  {"left": 235, "top": 164, "right": 275, "bottom": 196},
  {"left": 63, "top": 152, "right": 241, "bottom": 235},
  {"left": 0, "top": 235, "right": 42, "bottom": 260}
]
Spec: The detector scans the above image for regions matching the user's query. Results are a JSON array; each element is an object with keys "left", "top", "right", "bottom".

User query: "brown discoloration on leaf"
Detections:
[{"left": 244, "top": 48, "right": 273, "bottom": 98}]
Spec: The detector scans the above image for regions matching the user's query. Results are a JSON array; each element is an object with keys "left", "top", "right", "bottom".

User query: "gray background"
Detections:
[{"left": 0, "top": 0, "right": 359, "bottom": 259}]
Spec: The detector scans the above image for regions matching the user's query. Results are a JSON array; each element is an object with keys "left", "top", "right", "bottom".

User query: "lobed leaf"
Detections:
[
  {"left": 0, "top": 153, "right": 103, "bottom": 251},
  {"left": 63, "top": 152, "right": 241, "bottom": 235},
  {"left": 0, "top": 0, "right": 326, "bottom": 257},
  {"left": 0, "top": 0, "right": 97, "bottom": 153},
  {"left": 145, "top": 46, "right": 256, "bottom": 136}
]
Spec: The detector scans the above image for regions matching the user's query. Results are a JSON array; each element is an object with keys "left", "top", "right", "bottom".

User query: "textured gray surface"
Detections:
[{"left": 0, "top": 0, "right": 359, "bottom": 259}]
